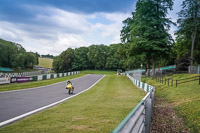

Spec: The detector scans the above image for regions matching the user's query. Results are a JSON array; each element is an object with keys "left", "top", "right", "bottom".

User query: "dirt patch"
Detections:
[
  {"left": 70, "top": 125, "right": 96, "bottom": 131},
  {"left": 151, "top": 97, "right": 189, "bottom": 133},
  {"left": 70, "top": 125, "right": 87, "bottom": 130},
  {"left": 72, "top": 116, "right": 87, "bottom": 121}
]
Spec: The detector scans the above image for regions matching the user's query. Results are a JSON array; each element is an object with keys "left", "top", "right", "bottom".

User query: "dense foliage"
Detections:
[
  {"left": 0, "top": 39, "right": 37, "bottom": 69},
  {"left": 175, "top": 0, "right": 200, "bottom": 65},
  {"left": 53, "top": 44, "right": 127, "bottom": 72},
  {"left": 120, "top": 0, "right": 175, "bottom": 76}
]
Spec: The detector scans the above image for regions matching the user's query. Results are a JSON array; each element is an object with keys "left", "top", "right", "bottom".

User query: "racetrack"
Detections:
[{"left": 0, "top": 74, "right": 104, "bottom": 127}]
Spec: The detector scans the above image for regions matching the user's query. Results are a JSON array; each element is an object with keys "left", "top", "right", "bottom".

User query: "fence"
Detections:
[
  {"left": 111, "top": 73, "right": 155, "bottom": 133},
  {"left": 125, "top": 69, "right": 144, "bottom": 81},
  {"left": 188, "top": 65, "right": 200, "bottom": 74},
  {"left": 0, "top": 71, "right": 80, "bottom": 85},
  {"left": 155, "top": 75, "right": 200, "bottom": 87},
  {"left": 148, "top": 65, "right": 176, "bottom": 77},
  {"left": 0, "top": 71, "right": 49, "bottom": 78},
  {"left": 156, "top": 77, "right": 174, "bottom": 87},
  {"left": 175, "top": 75, "right": 200, "bottom": 87}
]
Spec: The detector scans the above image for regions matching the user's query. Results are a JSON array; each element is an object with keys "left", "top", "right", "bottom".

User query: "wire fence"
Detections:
[{"left": 188, "top": 65, "right": 200, "bottom": 74}]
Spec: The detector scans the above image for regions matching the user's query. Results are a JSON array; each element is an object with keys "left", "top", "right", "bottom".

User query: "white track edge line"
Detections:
[
  {"left": 0, "top": 75, "right": 105, "bottom": 127},
  {"left": 0, "top": 74, "right": 91, "bottom": 94}
]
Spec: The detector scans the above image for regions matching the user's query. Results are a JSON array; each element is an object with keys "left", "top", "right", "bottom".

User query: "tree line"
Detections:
[
  {"left": 53, "top": 0, "right": 200, "bottom": 75},
  {"left": 0, "top": 38, "right": 39, "bottom": 69},
  {"left": 53, "top": 44, "right": 127, "bottom": 72}
]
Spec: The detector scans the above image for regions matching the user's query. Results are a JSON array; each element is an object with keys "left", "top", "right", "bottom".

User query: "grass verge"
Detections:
[
  {"left": 0, "top": 75, "right": 145, "bottom": 133},
  {"left": 142, "top": 74, "right": 200, "bottom": 132}
]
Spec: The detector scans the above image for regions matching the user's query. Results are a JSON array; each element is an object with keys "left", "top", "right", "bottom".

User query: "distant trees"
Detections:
[
  {"left": 72, "top": 47, "right": 91, "bottom": 70},
  {"left": 87, "top": 44, "right": 108, "bottom": 70},
  {"left": 41, "top": 54, "right": 53, "bottom": 58},
  {"left": 52, "top": 44, "right": 139, "bottom": 72},
  {"left": 0, "top": 38, "right": 37, "bottom": 69}
]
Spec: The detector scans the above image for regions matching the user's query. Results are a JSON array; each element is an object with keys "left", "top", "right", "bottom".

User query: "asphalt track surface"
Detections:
[{"left": 0, "top": 74, "right": 104, "bottom": 126}]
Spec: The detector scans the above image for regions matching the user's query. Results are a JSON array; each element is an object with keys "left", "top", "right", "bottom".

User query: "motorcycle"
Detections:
[{"left": 66, "top": 81, "right": 74, "bottom": 94}]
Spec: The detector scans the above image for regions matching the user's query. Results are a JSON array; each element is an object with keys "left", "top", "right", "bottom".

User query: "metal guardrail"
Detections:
[
  {"left": 111, "top": 73, "right": 155, "bottom": 133},
  {"left": 1, "top": 71, "right": 48, "bottom": 77},
  {"left": 0, "top": 71, "right": 80, "bottom": 85}
]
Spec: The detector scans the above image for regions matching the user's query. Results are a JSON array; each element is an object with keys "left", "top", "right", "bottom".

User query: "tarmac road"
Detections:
[{"left": 0, "top": 74, "right": 104, "bottom": 126}]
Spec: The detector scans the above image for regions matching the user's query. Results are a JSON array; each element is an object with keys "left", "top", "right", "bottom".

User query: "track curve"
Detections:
[{"left": 0, "top": 74, "right": 104, "bottom": 126}]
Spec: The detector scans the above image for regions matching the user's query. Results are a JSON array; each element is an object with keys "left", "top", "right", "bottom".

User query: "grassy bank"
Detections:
[
  {"left": 38, "top": 57, "right": 53, "bottom": 68},
  {"left": 0, "top": 75, "right": 145, "bottom": 133},
  {"left": 142, "top": 74, "right": 200, "bottom": 132}
]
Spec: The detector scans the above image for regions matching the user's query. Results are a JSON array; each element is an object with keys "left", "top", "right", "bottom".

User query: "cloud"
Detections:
[
  {"left": 167, "top": 0, "right": 183, "bottom": 40},
  {"left": 0, "top": 6, "right": 130, "bottom": 55},
  {"left": 0, "top": 0, "right": 135, "bottom": 22}
]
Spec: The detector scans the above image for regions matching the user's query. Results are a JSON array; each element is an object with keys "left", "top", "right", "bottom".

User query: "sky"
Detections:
[{"left": 0, "top": 0, "right": 182, "bottom": 56}]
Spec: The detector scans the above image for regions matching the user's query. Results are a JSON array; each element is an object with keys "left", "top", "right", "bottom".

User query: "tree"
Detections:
[
  {"left": 60, "top": 48, "right": 74, "bottom": 72},
  {"left": 72, "top": 47, "right": 92, "bottom": 70},
  {"left": 176, "top": 0, "right": 200, "bottom": 66},
  {"left": 122, "top": 0, "right": 174, "bottom": 76},
  {"left": 52, "top": 48, "right": 74, "bottom": 73},
  {"left": 105, "top": 44, "right": 121, "bottom": 70},
  {"left": 24, "top": 52, "right": 37, "bottom": 68},
  {"left": 87, "top": 44, "right": 108, "bottom": 69},
  {"left": 120, "top": 12, "right": 135, "bottom": 44},
  {"left": 12, "top": 53, "right": 25, "bottom": 68},
  {"left": 53, "top": 56, "right": 62, "bottom": 72}
]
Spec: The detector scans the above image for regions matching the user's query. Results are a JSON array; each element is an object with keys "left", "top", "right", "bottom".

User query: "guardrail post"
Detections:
[{"left": 144, "top": 94, "right": 152, "bottom": 133}]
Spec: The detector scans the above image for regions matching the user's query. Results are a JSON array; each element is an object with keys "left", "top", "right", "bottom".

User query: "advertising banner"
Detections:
[
  {"left": 0, "top": 77, "right": 10, "bottom": 84},
  {"left": 16, "top": 77, "right": 33, "bottom": 83},
  {"left": 11, "top": 77, "right": 17, "bottom": 83}
]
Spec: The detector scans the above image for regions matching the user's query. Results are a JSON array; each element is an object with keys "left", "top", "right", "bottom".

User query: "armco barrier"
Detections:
[
  {"left": 32, "top": 71, "right": 80, "bottom": 81},
  {"left": 0, "top": 71, "right": 80, "bottom": 84},
  {"left": 111, "top": 74, "right": 155, "bottom": 133}
]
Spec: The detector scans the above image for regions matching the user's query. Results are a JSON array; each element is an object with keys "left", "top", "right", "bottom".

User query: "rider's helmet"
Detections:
[{"left": 67, "top": 80, "right": 72, "bottom": 84}]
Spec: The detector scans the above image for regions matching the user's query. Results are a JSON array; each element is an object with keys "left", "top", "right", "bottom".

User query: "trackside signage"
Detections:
[
  {"left": 0, "top": 77, "right": 10, "bottom": 84},
  {"left": 11, "top": 77, "right": 33, "bottom": 83}
]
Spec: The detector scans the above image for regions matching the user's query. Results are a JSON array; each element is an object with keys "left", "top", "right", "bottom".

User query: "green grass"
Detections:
[
  {"left": 0, "top": 75, "right": 145, "bottom": 133},
  {"left": 142, "top": 74, "right": 200, "bottom": 133},
  {"left": 38, "top": 57, "right": 53, "bottom": 68},
  {"left": 81, "top": 70, "right": 116, "bottom": 75}
]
